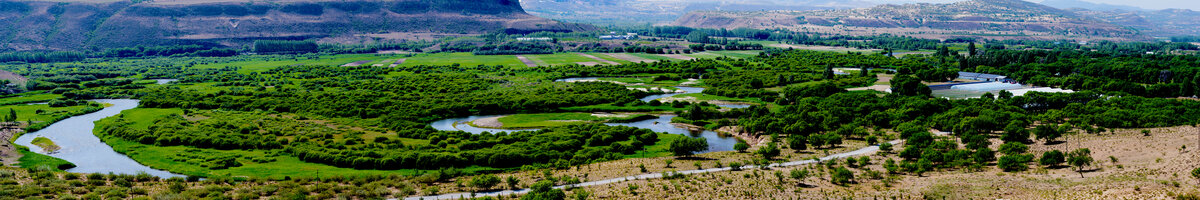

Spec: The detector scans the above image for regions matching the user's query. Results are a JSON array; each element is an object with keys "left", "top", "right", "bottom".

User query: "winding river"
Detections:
[{"left": 14, "top": 99, "right": 181, "bottom": 178}]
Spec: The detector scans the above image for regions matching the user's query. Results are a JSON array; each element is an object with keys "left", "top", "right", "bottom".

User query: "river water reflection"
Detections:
[{"left": 14, "top": 99, "right": 181, "bottom": 177}]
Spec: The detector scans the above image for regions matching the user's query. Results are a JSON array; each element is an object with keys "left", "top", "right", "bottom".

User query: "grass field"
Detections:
[
  {"left": 627, "top": 53, "right": 678, "bottom": 61},
  {"left": 584, "top": 53, "right": 634, "bottom": 64},
  {"left": 97, "top": 108, "right": 495, "bottom": 178},
  {"left": 399, "top": 53, "right": 525, "bottom": 68},
  {"left": 524, "top": 53, "right": 598, "bottom": 66},
  {"left": 559, "top": 103, "right": 687, "bottom": 112},
  {"left": 192, "top": 54, "right": 391, "bottom": 73},
  {"left": 623, "top": 133, "right": 684, "bottom": 158},
  {"left": 0, "top": 103, "right": 97, "bottom": 124},
  {"left": 0, "top": 92, "right": 61, "bottom": 105},
  {"left": 16, "top": 148, "right": 74, "bottom": 171},
  {"left": 494, "top": 113, "right": 652, "bottom": 129}
]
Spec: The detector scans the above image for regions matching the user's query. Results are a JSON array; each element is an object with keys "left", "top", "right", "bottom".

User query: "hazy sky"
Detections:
[{"left": 864, "top": 0, "right": 1200, "bottom": 11}]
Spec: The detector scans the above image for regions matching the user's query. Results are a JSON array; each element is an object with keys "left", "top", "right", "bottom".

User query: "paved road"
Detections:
[{"left": 402, "top": 140, "right": 904, "bottom": 200}]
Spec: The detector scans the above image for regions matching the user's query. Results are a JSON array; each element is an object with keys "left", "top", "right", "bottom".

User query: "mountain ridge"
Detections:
[
  {"left": 0, "top": 0, "right": 593, "bottom": 51},
  {"left": 672, "top": 0, "right": 1142, "bottom": 40}
]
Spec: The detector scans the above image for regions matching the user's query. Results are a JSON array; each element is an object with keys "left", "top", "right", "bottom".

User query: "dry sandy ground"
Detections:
[
  {"left": 577, "top": 53, "right": 620, "bottom": 65},
  {"left": 603, "top": 53, "right": 657, "bottom": 63},
  {"left": 468, "top": 116, "right": 504, "bottom": 128},
  {"left": 425, "top": 138, "right": 876, "bottom": 196},
  {"left": 847, "top": 74, "right": 894, "bottom": 92},
  {"left": 562, "top": 126, "right": 1200, "bottom": 199}
]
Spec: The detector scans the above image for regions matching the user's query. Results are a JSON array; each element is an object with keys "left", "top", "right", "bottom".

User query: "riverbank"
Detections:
[{"left": 13, "top": 99, "right": 181, "bottom": 177}]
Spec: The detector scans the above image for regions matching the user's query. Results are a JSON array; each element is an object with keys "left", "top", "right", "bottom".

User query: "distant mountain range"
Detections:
[
  {"left": 1038, "top": 0, "right": 1144, "bottom": 11},
  {"left": 519, "top": 0, "right": 874, "bottom": 25},
  {"left": 0, "top": 0, "right": 593, "bottom": 51},
  {"left": 672, "top": 0, "right": 1141, "bottom": 40}
]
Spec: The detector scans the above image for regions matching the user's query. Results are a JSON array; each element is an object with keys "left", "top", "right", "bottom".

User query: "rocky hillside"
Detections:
[
  {"left": 0, "top": 0, "right": 593, "bottom": 51},
  {"left": 521, "top": 0, "right": 871, "bottom": 25},
  {"left": 672, "top": 0, "right": 1142, "bottom": 40},
  {"left": 1071, "top": 9, "right": 1200, "bottom": 37}
]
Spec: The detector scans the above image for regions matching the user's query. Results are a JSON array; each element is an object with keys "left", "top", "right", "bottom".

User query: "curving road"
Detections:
[{"left": 402, "top": 140, "right": 904, "bottom": 200}]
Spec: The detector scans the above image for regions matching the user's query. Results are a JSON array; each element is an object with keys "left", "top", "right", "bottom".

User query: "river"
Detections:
[
  {"left": 430, "top": 115, "right": 738, "bottom": 154},
  {"left": 13, "top": 99, "right": 182, "bottom": 178}
]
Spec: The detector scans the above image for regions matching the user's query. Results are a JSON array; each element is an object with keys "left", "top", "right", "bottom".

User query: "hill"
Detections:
[
  {"left": 0, "top": 0, "right": 594, "bottom": 51},
  {"left": 672, "top": 0, "right": 1142, "bottom": 41},
  {"left": 520, "top": 0, "right": 872, "bottom": 25},
  {"left": 1071, "top": 8, "right": 1200, "bottom": 37}
]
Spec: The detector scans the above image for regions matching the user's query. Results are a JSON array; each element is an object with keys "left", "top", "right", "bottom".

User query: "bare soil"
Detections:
[
  {"left": 564, "top": 126, "right": 1200, "bottom": 199},
  {"left": 468, "top": 116, "right": 504, "bottom": 128}
]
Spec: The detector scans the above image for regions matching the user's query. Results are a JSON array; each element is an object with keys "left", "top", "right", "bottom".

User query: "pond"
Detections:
[
  {"left": 429, "top": 115, "right": 738, "bottom": 154},
  {"left": 14, "top": 99, "right": 182, "bottom": 178},
  {"left": 152, "top": 79, "right": 178, "bottom": 85}
]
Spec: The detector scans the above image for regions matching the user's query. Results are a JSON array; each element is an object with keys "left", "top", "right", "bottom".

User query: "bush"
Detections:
[
  {"left": 998, "top": 154, "right": 1033, "bottom": 172},
  {"left": 1039, "top": 150, "right": 1065, "bottom": 167}
]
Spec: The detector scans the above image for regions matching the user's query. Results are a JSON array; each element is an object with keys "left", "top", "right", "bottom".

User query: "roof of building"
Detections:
[{"left": 957, "top": 72, "right": 1007, "bottom": 79}]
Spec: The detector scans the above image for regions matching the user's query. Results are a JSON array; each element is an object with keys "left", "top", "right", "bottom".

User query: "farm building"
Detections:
[{"left": 957, "top": 72, "right": 1011, "bottom": 82}]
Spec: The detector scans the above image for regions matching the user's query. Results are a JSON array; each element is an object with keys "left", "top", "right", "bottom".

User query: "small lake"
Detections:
[
  {"left": 152, "top": 79, "right": 178, "bottom": 85},
  {"left": 717, "top": 104, "right": 752, "bottom": 109},
  {"left": 14, "top": 99, "right": 182, "bottom": 178},
  {"left": 429, "top": 115, "right": 738, "bottom": 153}
]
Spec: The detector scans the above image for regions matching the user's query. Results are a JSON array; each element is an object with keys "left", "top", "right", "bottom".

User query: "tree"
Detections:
[
  {"left": 998, "top": 142, "right": 1028, "bottom": 155},
  {"left": 998, "top": 154, "right": 1032, "bottom": 172},
  {"left": 790, "top": 169, "right": 811, "bottom": 186},
  {"left": 1002, "top": 122, "right": 1030, "bottom": 143},
  {"left": 824, "top": 64, "right": 835, "bottom": 80},
  {"left": 831, "top": 167, "right": 855, "bottom": 185},
  {"left": 1068, "top": 148, "right": 1094, "bottom": 178},
  {"left": 470, "top": 175, "right": 501, "bottom": 192},
  {"left": 6, "top": 108, "right": 15, "bottom": 122},
  {"left": 669, "top": 137, "right": 709, "bottom": 157},
  {"left": 1033, "top": 124, "right": 1062, "bottom": 143},
  {"left": 968, "top": 41, "right": 978, "bottom": 56},
  {"left": 521, "top": 180, "right": 565, "bottom": 200},
  {"left": 664, "top": 159, "right": 674, "bottom": 168},
  {"left": 998, "top": 90, "right": 1014, "bottom": 99},
  {"left": 756, "top": 142, "right": 781, "bottom": 160},
  {"left": 506, "top": 176, "right": 520, "bottom": 189},
  {"left": 1039, "top": 150, "right": 1065, "bottom": 167},
  {"left": 879, "top": 142, "right": 893, "bottom": 153},
  {"left": 787, "top": 134, "right": 807, "bottom": 151},
  {"left": 890, "top": 75, "right": 931, "bottom": 97},
  {"left": 1192, "top": 167, "right": 1200, "bottom": 184},
  {"left": 733, "top": 142, "right": 750, "bottom": 152}
]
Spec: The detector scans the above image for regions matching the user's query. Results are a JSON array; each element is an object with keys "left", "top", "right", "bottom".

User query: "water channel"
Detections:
[{"left": 14, "top": 99, "right": 182, "bottom": 177}]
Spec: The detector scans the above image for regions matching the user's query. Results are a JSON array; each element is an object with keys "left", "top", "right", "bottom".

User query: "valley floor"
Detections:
[{"left": 553, "top": 126, "right": 1200, "bottom": 199}]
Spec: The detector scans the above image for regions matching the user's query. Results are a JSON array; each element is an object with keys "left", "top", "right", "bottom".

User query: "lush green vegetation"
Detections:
[{"left": 1, "top": 27, "right": 1199, "bottom": 200}]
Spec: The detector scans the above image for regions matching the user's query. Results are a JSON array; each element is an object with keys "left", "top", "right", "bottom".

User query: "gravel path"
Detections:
[{"left": 401, "top": 139, "right": 905, "bottom": 200}]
